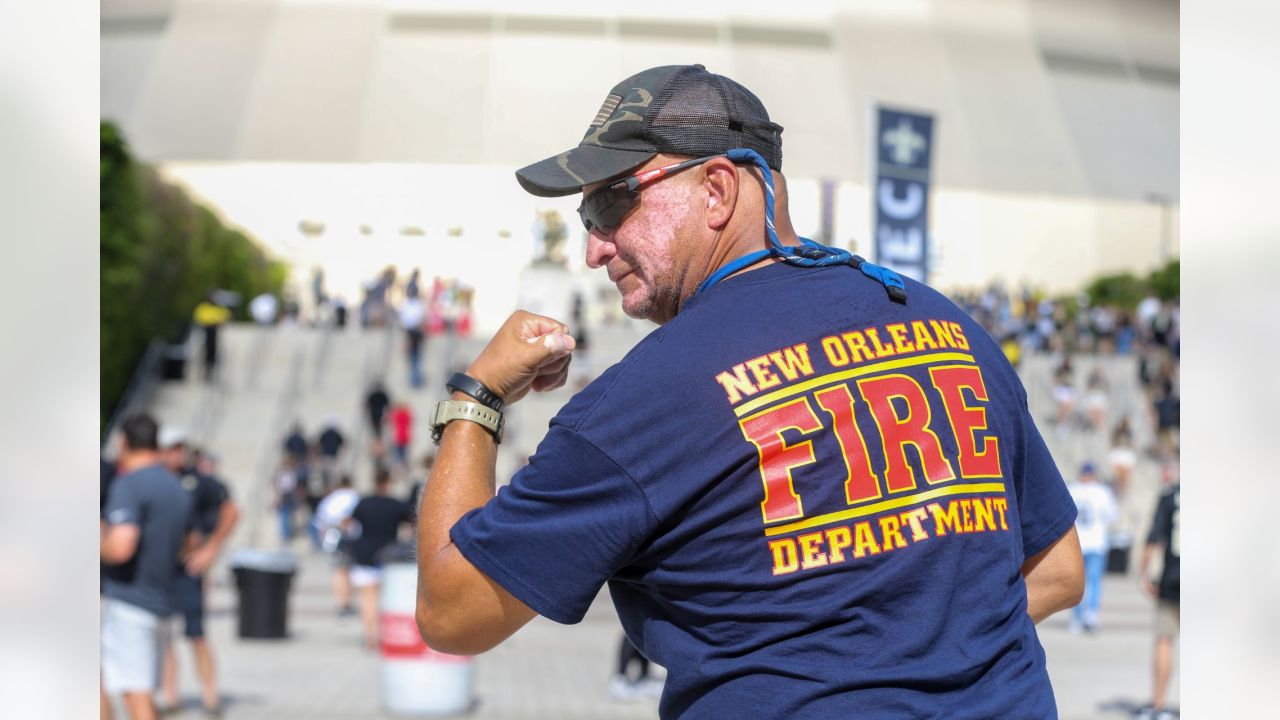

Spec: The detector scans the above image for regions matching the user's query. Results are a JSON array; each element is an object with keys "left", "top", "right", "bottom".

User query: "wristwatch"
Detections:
[
  {"left": 430, "top": 400, "right": 504, "bottom": 444},
  {"left": 445, "top": 372, "right": 505, "bottom": 412}
]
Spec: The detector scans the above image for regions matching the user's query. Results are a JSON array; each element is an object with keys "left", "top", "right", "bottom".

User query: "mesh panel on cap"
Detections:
[{"left": 646, "top": 67, "right": 784, "bottom": 170}]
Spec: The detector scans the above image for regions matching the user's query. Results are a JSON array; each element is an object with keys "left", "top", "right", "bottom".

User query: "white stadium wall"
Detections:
[{"left": 105, "top": 0, "right": 1178, "bottom": 328}]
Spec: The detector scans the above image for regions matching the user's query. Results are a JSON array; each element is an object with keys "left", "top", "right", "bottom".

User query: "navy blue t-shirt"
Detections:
[{"left": 452, "top": 261, "right": 1076, "bottom": 719}]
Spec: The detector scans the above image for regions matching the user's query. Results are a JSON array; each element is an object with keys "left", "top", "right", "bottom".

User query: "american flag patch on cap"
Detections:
[{"left": 590, "top": 94, "right": 622, "bottom": 127}]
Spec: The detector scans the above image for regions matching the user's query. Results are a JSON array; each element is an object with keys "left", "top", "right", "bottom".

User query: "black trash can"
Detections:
[{"left": 229, "top": 549, "right": 298, "bottom": 639}]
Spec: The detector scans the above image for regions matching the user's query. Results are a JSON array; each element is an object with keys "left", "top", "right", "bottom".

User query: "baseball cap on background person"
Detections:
[
  {"left": 514, "top": 64, "right": 784, "bottom": 198},
  {"left": 159, "top": 427, "right": 188, "bottom": 449}
]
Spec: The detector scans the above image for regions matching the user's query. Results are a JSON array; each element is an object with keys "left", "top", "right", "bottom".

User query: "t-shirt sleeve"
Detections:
[
  {"left": 103, "top": 476, "right": 144, "bottom": 527},
  {"left": 1017, "top": 408, "right": 1078, "bottom": 559},
  {"left": 449, "top": 426, "right": 657, "bottom": 625}
]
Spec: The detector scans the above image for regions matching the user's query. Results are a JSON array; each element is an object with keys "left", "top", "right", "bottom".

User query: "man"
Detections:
[
  {"left": 415, "top": 65, "right": 1083, "bottom": 718},
  {"left": 346, "top": 469, "right": 414, "bottom": 649},
  {"left": 1136, "top": 470, "right": 1180, "bottom": 720},
  {"left": 193, "top": 294, "right": 231, "bottom": 383},
  {"left": 1067, "top": 461, "right": 1117, "bottom": 633},
  {"left": 157, "top": 432, "right": 240, "bottom": 718},
  {"left": 400, "top": 291, "right": 428, "bottom": 388},
  {"left": 315, "top": 475, "right": 360, "bottom": 616},
  {"left": 365, "top": 381, "right": 391, "bottom": 444},
  {"left": 101, "top": 415, "right": 195, "bottom": 720}
]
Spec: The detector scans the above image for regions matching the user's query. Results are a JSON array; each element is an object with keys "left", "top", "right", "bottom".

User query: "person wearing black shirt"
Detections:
[
  {"left": 157, "top": 433, "right": 240, "bottom": 717},
  {"left": 344, "top": 469, "right": 413, "bottom": 649},
  {"left": 1137, "top": 479, "right": 1180, "bottom": 720},
  {"left": 365, "top": 382, "right": 391, "bottom": 441}
]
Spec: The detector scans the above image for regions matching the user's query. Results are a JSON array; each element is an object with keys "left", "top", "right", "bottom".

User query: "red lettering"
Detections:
[
  {"left": 930, "top": 365, "right": 1002, "bottom": 479},
  {"left": 740, "top": 399, "right": 823, "bottom": 523},
  {"left": 813, "top": 384, "right": 882, "bottom": 505},
  {"left": 857, "top": 374, "right": 956, "bottom": 492}
]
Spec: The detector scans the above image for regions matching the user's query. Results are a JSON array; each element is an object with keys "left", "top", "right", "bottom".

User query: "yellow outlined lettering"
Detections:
[
  {"left": 886, "top": 322, "right": 915, "bottom": 355},
  {"left": 842, "top": 331, "right": 876, "bottom": 363},
  {"left": 715, "top": 363, "right": 758, "bottom": 405},
  {"left": 733, "top": 351, "right": 977, "bottom": 418},
  {"left": 825, "top": 526, "right": 853, "bottom": 563},
  {"left": 821, "top": 336, "right": 850, "bottom": 367},
  {"left": 769, "top": 538, "right": 799, "bottom": 575},
  {"left": 798, "top": 531, "right": 829, "bottom": 569},
  {"left": 769, "top": 344, "right": 814, "bottom": 382},
  {"left": 879, "top": 515, "right": 908, "bottom": 550},
  {"left": 865, "top": 327, "right": 896, "bottom": 358},
  {"left": 853, "top": 521, "right": 881, "bottom": 557},
  {"left": 973, "top": 497, "right": 996, "bottom": 532},
  {"left": 930, "top": 320, "right": 955, "bottom": 349},
  {"left": 927, "top": 501, "right": 963, "bottom": 536},
  {"left": 746, "top": 354, "right": 782, "bottom": 391},
  {"left": 899, "top": 507, "right": 931, "bottom": 541},
  {"left": 911, "top": 320, "right": 938, "bottom": 350},
  {"left": 993, "top": 497, "right": 1009, "bottom": 530}
]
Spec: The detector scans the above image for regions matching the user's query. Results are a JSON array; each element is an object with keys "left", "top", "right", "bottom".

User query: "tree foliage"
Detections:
[
  {"left": 101, "top": 121, "right": 285, "bottom": 428},
  {"left": 1083, "top": 259, "right": 1179, "bottom": 311}
]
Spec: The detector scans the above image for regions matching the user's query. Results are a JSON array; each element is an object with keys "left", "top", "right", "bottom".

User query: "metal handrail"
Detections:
[
  {"left": 100, "top": 337, "right": 167, "bottom": 454},
  {"left": 246, "top": 337, "right": 305, "bottom": 548}
]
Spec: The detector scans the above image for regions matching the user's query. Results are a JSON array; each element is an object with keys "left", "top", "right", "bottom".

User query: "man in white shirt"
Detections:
[
  {"left": 316, "top": 477, "right": 361, "bottom": 616},
  {"left": 1067, "top": 462, "right": 1117, "bottom": 632}
]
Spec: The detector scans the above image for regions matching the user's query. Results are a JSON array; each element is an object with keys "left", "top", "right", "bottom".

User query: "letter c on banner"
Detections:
[{"left": 877, "top": 180, "right": 925, "bottom": 220}]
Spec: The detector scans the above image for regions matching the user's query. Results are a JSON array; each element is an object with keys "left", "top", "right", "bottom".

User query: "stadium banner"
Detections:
[{"left": 873, "top": 107, "right": 934, "bottom": 283}]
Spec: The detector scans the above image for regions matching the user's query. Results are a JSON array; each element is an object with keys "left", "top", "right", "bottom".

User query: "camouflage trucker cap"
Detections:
[{"left": 515, "top": 64, "right": 784, "bottom": 198}]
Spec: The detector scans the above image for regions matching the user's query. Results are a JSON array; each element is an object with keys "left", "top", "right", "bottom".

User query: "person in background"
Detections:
[
  {"left": 157, "top": 433, "right": 240, "bottom": 718},
  {"left": 1067, "top": 462, "right": 1117, "bottom": 633},
  {"left": 101, "top": 415, "right": 195, "bottom": 720},
  {"left": 389, "top": 402, "right": 413, "bottom": 469},
  {"left": 316, "top": 416, "right": 346, "bottom": 490},
  {"left": 315, "top": 475, "right": 361, "bottom": 617},
  {"left": 365, "top": 381, "right": 391, "bottom": 452},
  {"left": 1136, "top": 470, "right": 1180, "bottom": 720},
  {"left": 193, "top": 294, "right": 231, "bottom": 383},
  {"left": 274, "top": 457, "right": 302, "bottom": 543},
  {"left": 332, "top": 294, "right": 349, "bottom": 329},
  {"left": 345, "top": 469, "right": 414, "bottom": 649},
  {"left": 609, "top": 634, "right": 664, "bottom": 702},
  {"left": 400, "top": 291, "right": 427, "bottom": 388},
  {"left": 248, "top": 292, "right": 278, "bottom": 327}
]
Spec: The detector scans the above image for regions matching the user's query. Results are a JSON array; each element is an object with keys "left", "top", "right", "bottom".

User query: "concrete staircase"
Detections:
[{"left": 140, "top": 319, "right": 1165, "bottom": 565}]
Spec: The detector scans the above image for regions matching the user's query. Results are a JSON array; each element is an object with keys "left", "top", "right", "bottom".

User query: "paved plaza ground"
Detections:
[{"left": 150, "top": 548, "right": 1178, "bottom": 720}]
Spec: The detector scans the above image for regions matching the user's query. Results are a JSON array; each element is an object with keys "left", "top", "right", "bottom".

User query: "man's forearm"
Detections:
[
  {"left": 204, "top": 501, "right": 240, "bottom": 553},
  {"left": 416, "top": 393, "right": 500, "bottom": 595}
]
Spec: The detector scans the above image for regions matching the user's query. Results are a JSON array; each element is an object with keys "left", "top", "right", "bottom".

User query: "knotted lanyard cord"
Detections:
[{"left": 695, "top": 148, "right": 907, "bottom": 304}]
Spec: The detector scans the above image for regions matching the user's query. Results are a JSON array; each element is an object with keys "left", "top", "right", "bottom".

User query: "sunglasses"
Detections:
[{"left": 577, "top": 155, "right": 723, "bottom": 234}]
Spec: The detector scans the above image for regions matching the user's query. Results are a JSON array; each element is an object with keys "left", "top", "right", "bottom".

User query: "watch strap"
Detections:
[
  {"left": 431, "top": 400, "right": 503, "bottom": 444},
  {"left": 445, "top": 372, "right": 504, "bottom": 411}
]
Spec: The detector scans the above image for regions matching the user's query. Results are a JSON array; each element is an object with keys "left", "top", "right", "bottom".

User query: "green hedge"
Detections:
[
  {"left": 1083, "top": 259, "right": 1180, "bottom": 311},
  {"left": 101, "top": 121, "right": 285, "bottom": 428}
]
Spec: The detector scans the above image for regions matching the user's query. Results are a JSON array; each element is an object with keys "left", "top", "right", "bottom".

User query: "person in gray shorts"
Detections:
[{"left": 101, "top": 415, "right": 195, "bottom": 720}]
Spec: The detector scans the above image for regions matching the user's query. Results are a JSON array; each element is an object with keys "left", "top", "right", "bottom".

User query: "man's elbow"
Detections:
[{"left": 415, "top": 600, "right": 498, "bottom": 656}]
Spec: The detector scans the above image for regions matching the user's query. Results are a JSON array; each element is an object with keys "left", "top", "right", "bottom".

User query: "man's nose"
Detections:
[{"left": 585, "top": 230, "right": 616, "bottom": 269}]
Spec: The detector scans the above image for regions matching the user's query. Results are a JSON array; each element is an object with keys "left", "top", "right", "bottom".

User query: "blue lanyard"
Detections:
[{"left": 694, "top": 148, "right": 907, "bottom": 304}]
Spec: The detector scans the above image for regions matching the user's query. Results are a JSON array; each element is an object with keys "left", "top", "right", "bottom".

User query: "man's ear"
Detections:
[{"left": 702, "top": 157, "right": 739, "bottom": 230}]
